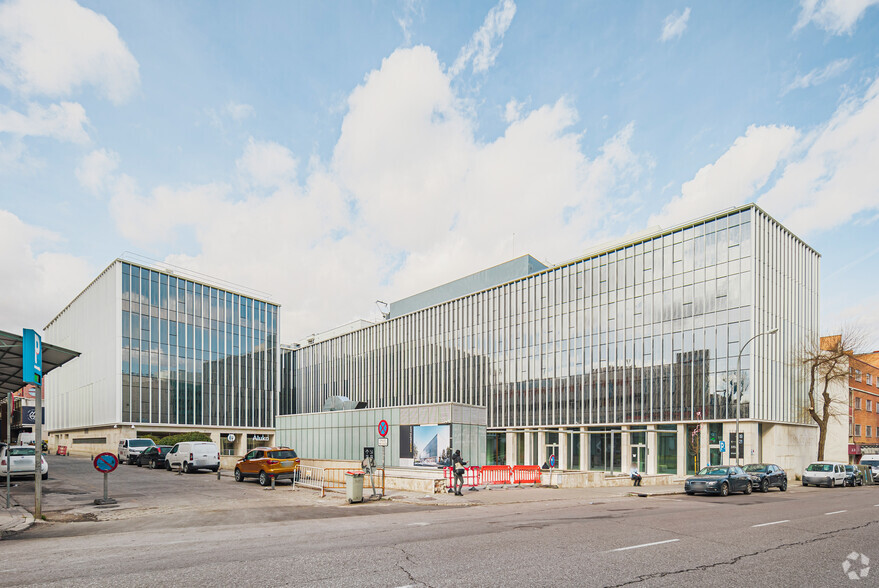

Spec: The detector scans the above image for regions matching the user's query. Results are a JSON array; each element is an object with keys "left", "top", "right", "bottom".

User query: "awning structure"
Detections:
[{"left": 0, "top": 329, "right": 80, "bottom": 396}]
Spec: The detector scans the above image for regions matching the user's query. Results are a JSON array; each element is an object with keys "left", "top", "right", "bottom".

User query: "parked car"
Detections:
[
  {"left": 118, "top": 438, "right": 156, "bottom": 465},
  {"left": 743, "top": 463, "right": 788, "bottom": 492},
  {"left": 136, "top": 445, "right": 173, "bottom": 469},
  {"left": 0, "top": 445, "right": 48, "bottom": 479},
  {"left": 234, "top": 447, "right": 300, "bottom": 486},
  {"left": 802, "top": 461, "right": 847, "bottom": 487},
  {"left": 685, "top": 465, "right": 752, "bottom": 496},
  {"left": 843, "top": 465, "right": 865, "bottom": 487},
  {"left": 165, "top": 441, "right": 220, "bottom": 473}
]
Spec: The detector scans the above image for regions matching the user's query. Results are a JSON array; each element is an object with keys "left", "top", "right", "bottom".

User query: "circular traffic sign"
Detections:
[
  {"left": 93, "top": 452, "right": 118, "bottom": 473},
  {"left": 549, "top": 454, "right": 556, "bottom": 468},
  {"left": 378, "top": 420, "right": 389, "bottom": 437}
]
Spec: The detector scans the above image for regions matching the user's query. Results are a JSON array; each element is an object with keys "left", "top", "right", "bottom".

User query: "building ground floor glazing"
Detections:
[
  {"left": 483, "top": 420, "right": 821, "bottom": 477},
  {"left": 47, "top": 424, "right": 275, "bottom": 458}
]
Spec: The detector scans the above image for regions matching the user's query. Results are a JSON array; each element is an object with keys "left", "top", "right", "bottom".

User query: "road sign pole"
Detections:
[
  {"left": 5, "top": 391, "right": 11, "bottom": 509},
  {"left": 103, "top": 472, "right": 109, "bottom": 502},
  {"left": 34, "top": 385, "right": 41, "bottom": 519}
]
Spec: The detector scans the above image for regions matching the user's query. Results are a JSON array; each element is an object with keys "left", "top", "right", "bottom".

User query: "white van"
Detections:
[
  {"left": 118, "top": 438, "right": 156, "bottom": 464},
  {"left": 165, "top": 441, "right": 220, "bottom": 473},
  {"left": 802, "top": 461, "right": 847, "bottom": 487}
]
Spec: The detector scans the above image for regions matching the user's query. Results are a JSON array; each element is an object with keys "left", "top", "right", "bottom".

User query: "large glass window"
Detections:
[
  {"left": 567, "top": 429, "right": 581, "bottom": 470},
  {"left": 486, "top": 432, "right": 506, "bottom": 465},
  {"left": 657, "top": 424, "right": 678, "bottom": 474}
]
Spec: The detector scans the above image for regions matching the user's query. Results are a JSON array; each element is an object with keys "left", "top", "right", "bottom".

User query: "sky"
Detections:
[{"left": 1, "top": 0, "right": 879, "bottom": 351}]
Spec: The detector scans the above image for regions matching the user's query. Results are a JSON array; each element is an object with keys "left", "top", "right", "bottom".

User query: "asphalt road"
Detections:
[{"left": 2, "top": 456, "right": 878, "bottom": 587}]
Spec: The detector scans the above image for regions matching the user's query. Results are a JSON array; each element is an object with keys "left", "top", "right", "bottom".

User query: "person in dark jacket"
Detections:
[{"left": 452, "top": 450, "right": 467, "bottom": 495}]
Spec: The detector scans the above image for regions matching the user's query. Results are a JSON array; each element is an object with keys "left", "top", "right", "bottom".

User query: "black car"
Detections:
[
  {"left": 685, "top": 465, "right": 753, "bottom": 496},
  {"left": 844, "top": 465, "right": 865, "bottom": 487},
  {"left": 137, "top": 445, "right": 173, "bottom": 469},
  {"left": 743, "top": 463, "right": 788, "bottom": 492}
]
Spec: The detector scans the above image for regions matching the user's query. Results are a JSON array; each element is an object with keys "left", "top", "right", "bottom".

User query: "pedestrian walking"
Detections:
[
  {"left": 452, "top": 450, "right": 467, "bottom": 495},
  {"left": 630, "top": 463, "right": 642, "bottom": 487}
]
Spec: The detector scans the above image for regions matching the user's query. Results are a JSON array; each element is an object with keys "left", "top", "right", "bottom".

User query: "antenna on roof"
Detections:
[{"left": 375, "top": 300, "right": 390, "bottom": 320}]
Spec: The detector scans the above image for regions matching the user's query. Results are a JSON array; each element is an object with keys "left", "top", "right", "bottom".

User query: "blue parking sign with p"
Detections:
[
  {"left": 22, "top": 328, "right": 42, "bottom": 385},
  {"left": 719, "top": 441, "right": 726, "bottom": 453}
]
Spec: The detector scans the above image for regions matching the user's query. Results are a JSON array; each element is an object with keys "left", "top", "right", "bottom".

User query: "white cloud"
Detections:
[
  {"left": 225, "top": 101, "right": 255, "bottom": 121},
  {"left": 652, "top": 76, "right": 879, "bottom": 237},
  {"left": 0, "top": 209, "right": 93, "bottom": 333},
  {"left": 395, "top": 0, "right": 424, "bottom": 46},
  {"left": 236, "top": 137, "right": 298, "bottom": 188},
  {"left": 504, "top": 98, "right": 524, "bottom": 123},
  {"left": 449, "top": 0, "right": 517, "bottom": 76},
  {"left": 759, "top": 78, "right": 879, "bottom": 235},
  {"left": 783, "top": 58, "right": 853, "bottom": 95},
  {"left": 109, "top": 45, "right": 646, "bottom": 340},
  {"left": 0, "top": 0, "right": 139, "bottom": 103},
  {"left": 650, "top": 124, "right": 798, "bottom": 227},
  {"left": 0, "top": 101, "right": 89, "bottom": 143},
  {"left": 795, "top": 0, "right": 879, "bottom": 35},
  {"left": 75, "top": 148, "right": 119, "bottom": 194},
  {"left": 660, "top": 7, "right": 691, "bottom": 42}
]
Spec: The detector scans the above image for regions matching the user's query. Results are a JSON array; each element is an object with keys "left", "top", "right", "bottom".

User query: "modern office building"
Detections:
[
  {"left": 284, "top": 204, "right": 825, "bottom": 475},
  {"left": 43, "top": 258, "right": 279, "bottom": 455}
]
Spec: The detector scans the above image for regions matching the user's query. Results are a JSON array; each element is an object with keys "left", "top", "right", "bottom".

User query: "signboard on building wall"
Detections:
[{"left": 399, "top": 425, "right": 414, "bottom": 461}]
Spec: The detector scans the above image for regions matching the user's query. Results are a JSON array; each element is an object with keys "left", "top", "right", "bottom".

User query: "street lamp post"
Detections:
[{"left": 735, "top": 327, "right": 779, "bottom": 466}]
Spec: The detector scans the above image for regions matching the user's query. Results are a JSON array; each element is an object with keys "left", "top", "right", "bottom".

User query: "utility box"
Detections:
[{"left": 346, "top": 470, "right": 364, "bottom": 504}]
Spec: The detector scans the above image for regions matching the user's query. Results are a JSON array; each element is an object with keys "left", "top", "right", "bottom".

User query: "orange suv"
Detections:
[{"left": 234, "top": 447, "right": 300, "bottom": 486}]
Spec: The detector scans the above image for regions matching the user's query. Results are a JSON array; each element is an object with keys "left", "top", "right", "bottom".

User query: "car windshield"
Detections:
[
  {"left": 697, "top": 467, "right": 728, "bottom": 476},
  {"left": 130, "top": 440, "right": 155, "bottom": 447},
  {"left": 845, "top": 466, "right": 856, "bottom": 472},
  {"left": 806, "top": 463, "right": 833, "bottom": 472},
  {"left": 158, "top": 446, "right": 172, "bottom": 453},
  {"left": 743, "top": 465, "right": 768, "bottom": 473},
  {"left": 269, "top": 450, "right": 297, "bottom": 459},
  {"left": 9, "top": 447, "right": 35, "bottom": 456}
]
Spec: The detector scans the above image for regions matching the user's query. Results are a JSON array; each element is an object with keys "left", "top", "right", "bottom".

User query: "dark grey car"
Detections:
[
  {"left": 743, "top": 463, "right": 788, "bottom": 492},
  {"left": 685, "top": 465, "right": 753, "bottom": 496}
]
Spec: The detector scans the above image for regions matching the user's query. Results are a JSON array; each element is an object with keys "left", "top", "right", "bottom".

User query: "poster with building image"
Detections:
[{"left": 413, "top": 425, "right": 451, "bottom": 467}]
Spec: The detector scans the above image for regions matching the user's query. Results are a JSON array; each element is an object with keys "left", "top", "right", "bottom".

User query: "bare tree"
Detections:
[{"left": 799, "top": 330, "right": 863, "bottom": 461}]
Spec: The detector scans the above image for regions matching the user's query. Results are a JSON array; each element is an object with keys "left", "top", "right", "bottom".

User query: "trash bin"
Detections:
[{"left": 346, "top": 470, "right": 364, "bottom": 504}]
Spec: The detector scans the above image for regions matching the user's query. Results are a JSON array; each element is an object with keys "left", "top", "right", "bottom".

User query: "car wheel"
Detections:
[
  {"left": 235, "top": 468, "right": 244, "bottom": 482},
  {"left": 211, "top": 466, "right": 219, "bottom": 473},
  {"left": 744, "top": 482, "right": 752, "bottom": 495},
  {"left": 182, "top": 461, "right": 189, "bottom": 474},
  {"left": 780, "top": 479, "right": 788, "bottom": 491},
  {"left": 137, "top": 460, "right": 142, "bottom": 467},
  {"left": 802, "top": 481, "right": 808, "bottom": 487},
  {"left": 829, "top": 478, "right": 835, "bottom": 488},
  {"left": 259, "top": 471, "right": 269, "bottom": 486},
  {"left": 686, "top": 491, "right": 695, "bottom": 495},
  {"left": 41, "top": 472, "right": 48, "bottom": 480},
  {"left": 760, "top": 479, "right": 769, "bottom": 493},
  {"left": 720, "top": 482, "right": 729, "bottom": 497},
  {"left": 165, "top": 460, "right": 172, "bottom": 471}
]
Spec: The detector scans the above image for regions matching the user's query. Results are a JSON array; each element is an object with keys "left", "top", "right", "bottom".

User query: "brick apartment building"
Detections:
[{"left": 849, "top": 352, "right": 879, "bottom": 463}]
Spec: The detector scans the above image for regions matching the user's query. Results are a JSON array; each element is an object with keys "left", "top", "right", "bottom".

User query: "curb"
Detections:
[{"left": 0, "top": 507, "right": 35, "bottom": 539}]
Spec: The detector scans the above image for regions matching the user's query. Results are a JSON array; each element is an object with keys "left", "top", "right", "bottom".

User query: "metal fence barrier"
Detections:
[{"left": 294, "top": 465, "right": 326, "bottom": 497}]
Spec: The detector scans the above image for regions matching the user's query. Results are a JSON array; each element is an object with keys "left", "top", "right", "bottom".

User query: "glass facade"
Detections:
[
  {"left": 121, "top": 262, "right": 279, "bottom": 428},
  {"left": 286, "top": 206, "right": 819, "bottom": 457}
]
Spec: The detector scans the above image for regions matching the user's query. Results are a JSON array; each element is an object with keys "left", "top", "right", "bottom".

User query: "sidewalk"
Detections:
[
  {"left": 387, "top": 481, "right": 685, "bottom": 507},
  {"left": 0, "top": 498, "right": 34, "bottom": 539}
]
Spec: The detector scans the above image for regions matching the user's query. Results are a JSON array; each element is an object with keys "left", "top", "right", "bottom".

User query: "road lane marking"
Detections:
[
  {"left": 611, "top": 539, "right": 680, "bottom": 552},
  {"left": 751, "top": 520, "right": 790, "bottom": 527},
  {"left": 826, "top": 510, "right": 847, "bottom": 515},
  {"left": 408, "top": 522, "right": 429, "bottom": 526}
]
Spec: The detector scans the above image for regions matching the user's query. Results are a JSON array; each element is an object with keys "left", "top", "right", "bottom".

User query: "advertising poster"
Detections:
[{"left": 413, "top": 424, "right": 451, "bottom": 467}]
